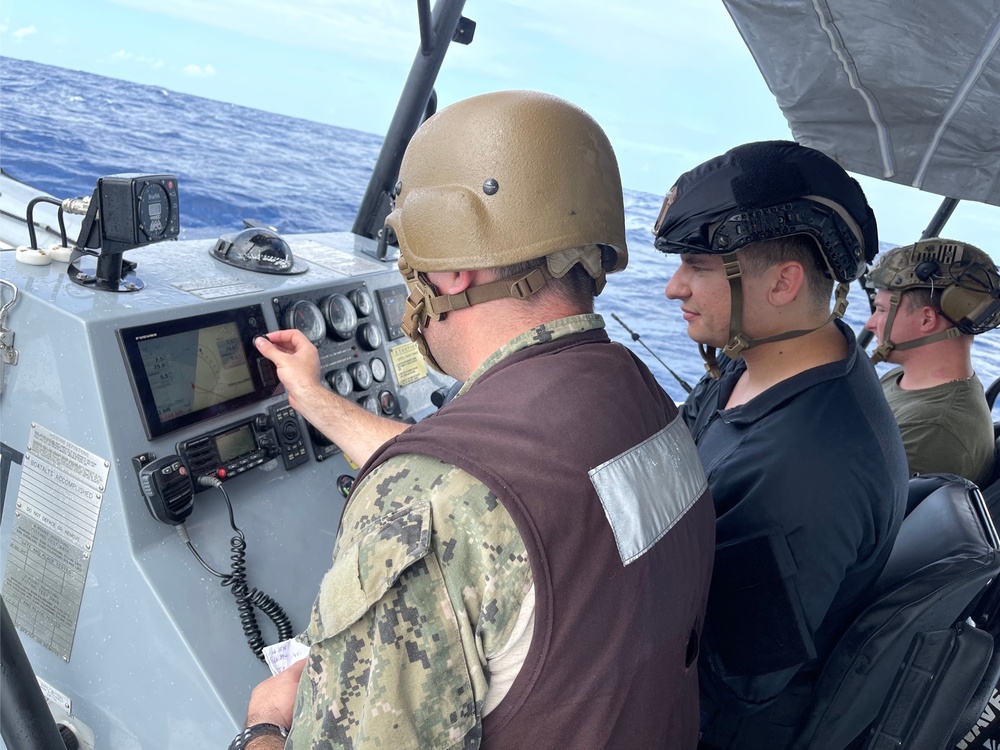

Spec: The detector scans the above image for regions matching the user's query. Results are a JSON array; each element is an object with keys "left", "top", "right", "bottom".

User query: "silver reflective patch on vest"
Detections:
[{"left": 589, "top": 416, "right": 708, "bottom": 566}]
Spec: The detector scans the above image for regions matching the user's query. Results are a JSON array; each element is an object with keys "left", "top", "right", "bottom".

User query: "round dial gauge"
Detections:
[
  {"left": 349, "top": 288, "right": 375, "bottom": 317},
  {"left": 379, "top": 389, "right": 398, "bottom": 415},
  {"left": 360, "top": 394, "right": 380, "bottom": 415},
  {"left": 327, "top": 368, "right": 353, "bottom": 396},
  {"left": 137, "top": 183, "right": 170, "bottom": 240},
  {"left": 370, "top": 357, "right": 387, "bottom": 383},
  {"left": 349, "top": 361, "right": 373, "bottom": 390},
  {"left": 322, "top": 293, "right": 358, "bottom": 340},
  {"left": 284, "top": 299, "right": 326, "bottom": 345},
  {"left": 358, "top": 322, "right": 384, "bottom": 351}
]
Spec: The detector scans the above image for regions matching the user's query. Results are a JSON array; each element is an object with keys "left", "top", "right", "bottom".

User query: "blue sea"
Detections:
[{"left": 1, "top": 56, "right": 997, "bottom": 407}]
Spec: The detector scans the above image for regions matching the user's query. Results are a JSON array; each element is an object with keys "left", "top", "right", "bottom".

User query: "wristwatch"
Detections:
[{"left": 227, "top": 723, "right": 289, "bottom": 750}]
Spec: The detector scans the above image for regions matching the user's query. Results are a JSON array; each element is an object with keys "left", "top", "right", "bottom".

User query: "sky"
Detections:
[{"left": 1, "top": 0, "right": 999, "bottom": 259}]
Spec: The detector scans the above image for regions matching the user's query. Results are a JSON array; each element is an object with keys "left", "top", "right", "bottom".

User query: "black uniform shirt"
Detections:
[{"left": 682, "top": 320, "right": 909, "bottom": 748}]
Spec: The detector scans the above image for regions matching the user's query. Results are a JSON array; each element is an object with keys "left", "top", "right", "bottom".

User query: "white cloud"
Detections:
[
  {"left": 466, "top": 0, "right": 739, "bottom": 69},
  {"left": 111, "top": 49, "right": 165, "bottom": 69},
  {"left": 107, "top": 0, "right": 417, "bottom": 63},
  {"left": 182, "top": 64, "right": 217, "bottom": 78},
  {"left": 13, "top": 25, "right": 37, "bottom": 40}
]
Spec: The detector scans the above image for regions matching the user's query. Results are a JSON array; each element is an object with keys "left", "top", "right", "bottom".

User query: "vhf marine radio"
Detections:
[{"left": 177, "top": 413, "right": 305, "bottom": 490}]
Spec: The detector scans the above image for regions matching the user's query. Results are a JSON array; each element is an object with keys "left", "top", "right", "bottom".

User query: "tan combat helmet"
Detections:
[
  {"left": 384, "top": 90, "right": 628, "bottom": 369},
  {"left": 866, "top": 238, "right": 1000, "bottom": 363}
]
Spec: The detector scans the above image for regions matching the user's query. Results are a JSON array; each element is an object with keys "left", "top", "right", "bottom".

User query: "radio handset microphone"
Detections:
[
  {"left": 137, "top": 455, "right": 195, "bottom": 525},
  {"left": 132, "top": 453, "right": 293, "bottom": 662}
]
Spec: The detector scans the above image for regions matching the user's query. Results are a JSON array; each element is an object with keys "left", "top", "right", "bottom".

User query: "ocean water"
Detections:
[{"left": 1, "top": 56, "right": 998, "bottom": 406}]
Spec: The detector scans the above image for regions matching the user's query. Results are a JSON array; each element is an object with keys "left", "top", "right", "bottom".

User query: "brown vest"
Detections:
[{"left": 357, "top": 328, "right": 715, "bottom": 749}]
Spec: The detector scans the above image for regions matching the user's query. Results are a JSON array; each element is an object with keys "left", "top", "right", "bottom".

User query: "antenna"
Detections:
[{"left": 610, "top": 313, "right": 693, "bottom": 395}]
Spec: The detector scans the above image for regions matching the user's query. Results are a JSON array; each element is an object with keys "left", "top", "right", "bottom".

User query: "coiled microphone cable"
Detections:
[{"left": 174, "top": 476, "right": 293, "bottom": 662}]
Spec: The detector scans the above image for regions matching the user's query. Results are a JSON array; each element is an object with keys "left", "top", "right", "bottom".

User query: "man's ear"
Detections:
[
  {"left": 918, "top": 304, "right": 944, "bottom": 332},
  {"left": 425, "top": 270, "right": 476, "bottom": 295},
  {"left": 767, "top": 261, "right": 805, "bottom": 306}
]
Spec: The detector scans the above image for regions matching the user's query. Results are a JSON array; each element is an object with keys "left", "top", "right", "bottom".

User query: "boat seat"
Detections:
[
  {"left": 789, "top": 476, "right": 1000, "bottom": 750},
  {"left": 906, "top": 472, "right": 958, "bottom": 516},
  {"left": 982, "top": 426, "right": 1000, "bottom": 520}
]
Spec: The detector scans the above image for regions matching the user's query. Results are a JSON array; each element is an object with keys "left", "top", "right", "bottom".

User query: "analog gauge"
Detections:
[
  {"left": 284, "top": 299, "right": 326, "bottom": 345},
  {"left": 349, "top": 288, "right": 375, "bottom": 317},
  {"left": 358, "top": 321, "right": 384, "bottom": 351},
  {"left": 327, "top": 368, "right": 353, "bottom": 397},
  {"left": 337, "top": 474, "right": 354, "bottom": 498},
  {"left": 322, "top": 293, "right": 358, "bottom": 340},
  {"left": 360, "top": 394, "right": 380, "bottom": 415},
  {"left": 349, "top": 361, "right": 373, "bottom": 391},
  {"left": 370, "top": 357, "right": 387, "bottom": 383},
  {"left": 137, "top": 182, "right": 170, "bottom": 240},
  {"left": 378, "top": 389, "right": 398, "bottom": 415}
]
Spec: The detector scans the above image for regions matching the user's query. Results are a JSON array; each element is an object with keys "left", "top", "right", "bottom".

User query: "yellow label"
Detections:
[{"left": 389, "top": 341, "right": 428, "bottom": 386}]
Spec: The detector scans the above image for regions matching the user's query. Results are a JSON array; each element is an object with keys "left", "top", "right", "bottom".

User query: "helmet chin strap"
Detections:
[
  {"left": 396, "top": 247, "right": 610, "bottom": 375},
  {"left": 698, "top": 252, "right": 851, "bottom": 380},
  {"left": 399, "top": 275, "right": 446, "bottom": 374},
  {"left": 870, "top": 290, "right": 962, "bottom": 364},
  {"left": 397, "top": 256, "right": 553, "bottom": 375}
]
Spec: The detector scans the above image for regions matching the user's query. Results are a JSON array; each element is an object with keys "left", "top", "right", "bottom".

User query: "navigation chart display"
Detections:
[
  {"left": 118, "top": 305, "right": 276, "bottom": 438},
  {"left": 138, "top": 322, "right": 253, "bottom": 420}
]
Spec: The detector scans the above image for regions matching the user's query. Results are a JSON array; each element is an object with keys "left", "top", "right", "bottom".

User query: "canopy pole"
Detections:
[
  {"left": 352, "top": 0, "right": 469, "bottom": 242},
  {"left": 920, "top": 197, "right": 960, "bottom": 240}
]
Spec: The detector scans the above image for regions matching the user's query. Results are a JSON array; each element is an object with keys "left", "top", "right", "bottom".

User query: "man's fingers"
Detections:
[
  {"left": 256, "top": 332, "right": 298, "bottom": 355},
  {"left": 286, "top": 658, "right": 307, "bottom": 680}
]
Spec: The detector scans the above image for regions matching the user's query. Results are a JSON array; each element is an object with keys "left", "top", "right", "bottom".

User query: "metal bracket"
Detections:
[
  {"left": 0, "top": 279, "right": 20, "bottom": 393},
  {"left": 0, "top": 328, "right": 16, "bottom": 366}
]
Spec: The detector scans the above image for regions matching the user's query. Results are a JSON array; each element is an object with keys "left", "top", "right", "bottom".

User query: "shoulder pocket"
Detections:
[
  {"left": 706, "top": 528, "right": 816, "bottom": 677},
  {"left": 318, "top": 501, "right": 433, "bottom": 635}
]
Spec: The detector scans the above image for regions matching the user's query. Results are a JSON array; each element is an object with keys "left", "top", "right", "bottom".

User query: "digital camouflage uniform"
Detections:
[{"left": 287, "top": 316, "right": 606, "bottom": 749}]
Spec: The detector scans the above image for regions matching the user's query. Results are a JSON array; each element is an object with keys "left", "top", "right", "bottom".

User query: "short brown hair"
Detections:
[
  {"left": 492, "top": 255, "right": 596, "bottom": 312},
  {"left": 901, "top": 286, "right": 942, "bottom": 312},
  {"left": 737, "top": 235, "right": 834, "bottom": 308}
]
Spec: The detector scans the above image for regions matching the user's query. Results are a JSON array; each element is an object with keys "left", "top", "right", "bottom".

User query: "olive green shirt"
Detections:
[
  {"left": 287, "top": 314, "right": 605, "bottom": 750},
  {"left": 880, "top": 368, "right": 995, "bottom": 487}
]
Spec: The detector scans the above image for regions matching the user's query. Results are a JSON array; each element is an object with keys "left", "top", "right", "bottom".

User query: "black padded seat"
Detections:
[
  {"left": 789, "top": 476, "right": 1000, "bottom": 750},
  {"left": 982, "top": 427, "right": 1000, "bottom": 519},
  {"left": 906, "top": 473, "right": 960, "bottom": 516}
]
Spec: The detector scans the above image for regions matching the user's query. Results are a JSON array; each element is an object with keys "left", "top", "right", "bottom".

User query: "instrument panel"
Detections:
[{"left": 272, "top": 281, "right": 403, "bottom": 461}]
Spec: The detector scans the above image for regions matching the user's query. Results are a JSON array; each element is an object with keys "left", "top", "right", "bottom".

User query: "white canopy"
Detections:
[{"left": 722, "top": 0, "right": 1000, "bottom": 207}]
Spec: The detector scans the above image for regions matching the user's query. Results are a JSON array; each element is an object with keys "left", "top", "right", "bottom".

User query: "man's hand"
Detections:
[
  {"left": 255, "top": 329, "right": 408, "bottom": 466},
  {"left": 255, "top": 330, "right": 324, "bottom": 415},
  {"left": 244, "top": 658, "right": 306, "bottom": 746}
]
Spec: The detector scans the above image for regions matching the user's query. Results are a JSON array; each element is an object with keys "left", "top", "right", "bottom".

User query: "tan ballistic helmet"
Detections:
[
  {"left": 866, "top": 238, "right": 1000, "bottom": 362},
  {"left": 385, "top": 89, "right": 628, "bottom": 277}
]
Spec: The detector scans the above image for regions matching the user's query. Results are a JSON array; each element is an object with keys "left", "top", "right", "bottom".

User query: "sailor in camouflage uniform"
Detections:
[{"left": 245, "top": 90, "right": 715, "bottom": 750}]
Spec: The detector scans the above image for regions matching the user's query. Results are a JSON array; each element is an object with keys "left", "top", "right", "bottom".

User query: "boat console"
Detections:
[{"left": 0, "top": 187, "right": 453, "bottom": 748}]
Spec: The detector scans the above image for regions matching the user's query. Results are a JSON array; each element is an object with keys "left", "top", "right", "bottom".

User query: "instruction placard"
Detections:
[
  {"left": 2, "top": 425, "right": 109, "bottom": 661},
  {"left": 389, "top": 341, "right": 428, "bottom": 386}
]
